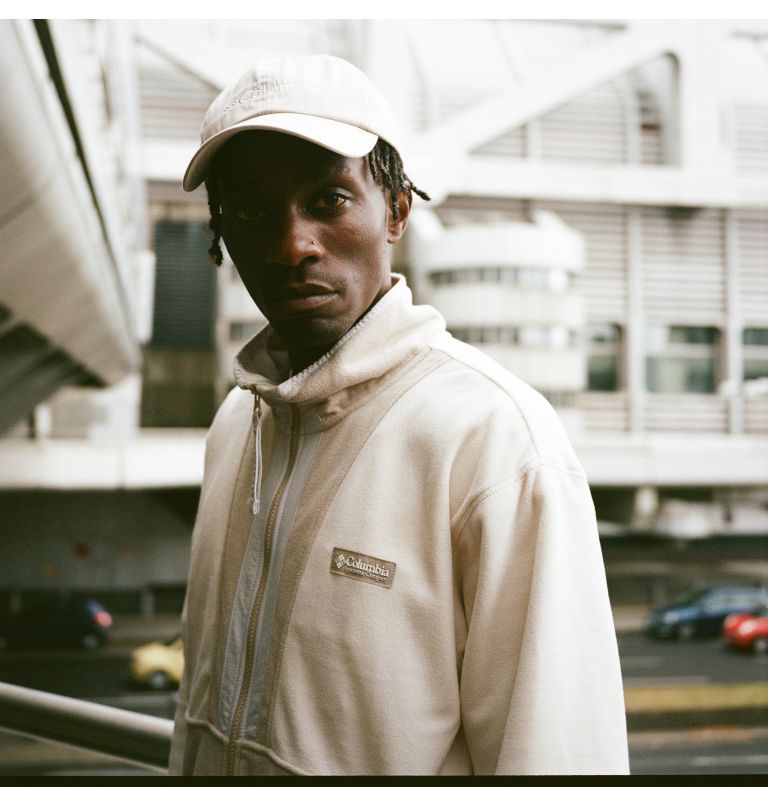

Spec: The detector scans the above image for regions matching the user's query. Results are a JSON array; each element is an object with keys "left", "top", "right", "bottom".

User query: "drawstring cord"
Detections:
[{"left": 249, "top": 392, "right": 262, "bottom": 514}]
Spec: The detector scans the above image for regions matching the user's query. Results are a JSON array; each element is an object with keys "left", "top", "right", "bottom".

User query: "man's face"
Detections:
[{"left": 213, "top": 132, "right": 409, "bottom": 370}]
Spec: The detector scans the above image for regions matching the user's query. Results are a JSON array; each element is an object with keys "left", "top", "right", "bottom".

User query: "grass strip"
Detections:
[{"left": 625, "top": 681, "right": 768, "bottom": 713}]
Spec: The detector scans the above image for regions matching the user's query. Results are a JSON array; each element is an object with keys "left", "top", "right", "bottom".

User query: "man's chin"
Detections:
[{"left": 271, "top": 319, "right": 348, "bottom": 356}]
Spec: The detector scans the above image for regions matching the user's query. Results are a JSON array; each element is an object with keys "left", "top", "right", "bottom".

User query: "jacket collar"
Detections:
[{"left": 232, "top": 274, "right": 445, "bottom": 425}]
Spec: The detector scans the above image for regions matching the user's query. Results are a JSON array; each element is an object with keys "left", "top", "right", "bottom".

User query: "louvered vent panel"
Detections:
[
  {"left": 472, "top": 126, "right": 527, "bottom": 158},
  {"left": 406, "top": 20, "right": 515, "bottom": 132},
  {"left": 733, "top": 104, "right": 768, "bottom": 175},
  {"left": 735, "top": 211, "right": 768, "bottom": 322},
  {"left": 641, "top": 208, "right": 726, "bottom": 322},
  {"left": 644, "top": 395, "right": 728, "bottom": 433},
  {"left": 577, "top": 392, "right": 630, "bottom": 432},
  {"left": 435, "top": 196, "right": 529, "bottom": 227},
  {"left": 744, "top": 396, "right": 768, "bottom": 434},
  {"left": 540, "top": 83, "right": 626, "bottom": 164},
  {"left": 139, "top": 66, "right": 219, "bottom": 141},
  {"left": 543, "top": 201, "right": 628, "bottom": 321},
  {"left": 222, "top": 20, "right": 322, "bottom": 53},
  {"left": 414, "top": 87, "right": 503, "bottom": 132}
]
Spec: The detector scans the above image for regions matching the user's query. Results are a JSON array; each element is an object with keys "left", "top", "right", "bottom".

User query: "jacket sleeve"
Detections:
[{"left": 454, "top": 461, "right": 629, "bottom": 775}]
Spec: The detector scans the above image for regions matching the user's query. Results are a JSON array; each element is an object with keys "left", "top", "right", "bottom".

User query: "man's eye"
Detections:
[
  {"left": 315, "top": 193, "right": 348, "bottom": 211},
  {"left": 235, "top": 207, "right": 264, "bottom": 222}
]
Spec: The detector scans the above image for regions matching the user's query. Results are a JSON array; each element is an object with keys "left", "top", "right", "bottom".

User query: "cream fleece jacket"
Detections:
[{"left": 169, "top": 275, "right": 629, "bottom": 776}]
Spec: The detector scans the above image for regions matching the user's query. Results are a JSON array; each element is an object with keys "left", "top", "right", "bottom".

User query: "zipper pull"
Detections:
[{"left": 249, "top": 392, "right": 262, "bottom": 515}]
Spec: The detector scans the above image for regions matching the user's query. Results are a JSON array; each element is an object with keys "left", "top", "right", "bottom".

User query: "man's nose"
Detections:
[{"left": 264, "top": 209, "right": 321, "bottom": 268}]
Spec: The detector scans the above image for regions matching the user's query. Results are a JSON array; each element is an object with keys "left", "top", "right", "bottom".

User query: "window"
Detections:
[
  {"left": 743, "top": 328, "right": 768, "bottom": 381},
  {"left": 587, "top": 323, "right": 622, "bottom": 391},
  {"left": 151, "top": 220, "right": 215, "bottom": 349},
  {"left": 645, "top": 325, "right": 719, "bottom": 393},
  {"left": 450, "top": 325, "right": 576, "bottom": 348},
  {"left": 516, "top": 267, "right": 551, "bottom": 289},
  {"left": 429, "top": 266, "right": 568, "bottom": 290}
]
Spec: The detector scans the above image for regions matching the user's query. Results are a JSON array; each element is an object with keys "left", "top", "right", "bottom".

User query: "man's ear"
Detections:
[{"left": 387, "top": 190, "right": 412, "bottom": 244}]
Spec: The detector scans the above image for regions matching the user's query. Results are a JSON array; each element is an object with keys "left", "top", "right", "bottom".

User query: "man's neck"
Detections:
[{"left": 288, "top": 343, "right": 336, "bottom": 375}]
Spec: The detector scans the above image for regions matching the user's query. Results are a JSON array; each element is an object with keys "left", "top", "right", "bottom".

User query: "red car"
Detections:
[{"left": 722, "top": 606, "right": 768, "bottom": 653}]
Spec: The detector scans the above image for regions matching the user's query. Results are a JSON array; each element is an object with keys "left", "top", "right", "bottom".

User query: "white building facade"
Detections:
[{"left": 1, "top": 19, "right": 767, "bottom": 607}]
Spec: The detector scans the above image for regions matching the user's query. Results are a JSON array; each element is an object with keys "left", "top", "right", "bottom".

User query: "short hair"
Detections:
[{"left": 204, "top": 138, "right": 430, "bottom": 266}]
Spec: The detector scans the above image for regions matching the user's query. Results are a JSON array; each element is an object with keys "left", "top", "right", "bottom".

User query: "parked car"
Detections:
[
  {"left": 647, "top": 585, "right": 768, "bottom": 639},
  {"left": 130, "top": 634, "right": 183, "bottom": 690},
  {"left": 0, "top": 595, "right": 112, "bottom": 650},
  {"left": 723, "top": 606, "right": 768, "bottom": 653}
]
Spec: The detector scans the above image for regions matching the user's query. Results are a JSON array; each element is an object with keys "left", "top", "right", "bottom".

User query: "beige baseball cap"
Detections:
[{"left": 183, "top": 54, "right": 403, "bottom": 191}]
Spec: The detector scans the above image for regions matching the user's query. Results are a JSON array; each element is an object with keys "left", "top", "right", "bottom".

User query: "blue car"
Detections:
[{"left": 647, "top": 585, "right": 768, "bottom": 640}]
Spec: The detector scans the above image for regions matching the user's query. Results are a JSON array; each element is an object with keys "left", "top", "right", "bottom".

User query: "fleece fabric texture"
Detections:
[{"left": 170, "top": 275, "right": 629, "bottom": 776}]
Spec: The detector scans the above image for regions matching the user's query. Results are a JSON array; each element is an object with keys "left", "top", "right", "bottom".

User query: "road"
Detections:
[
  {"left": 618, "top": 632, "right": 768, "bottom": 688},
  {"left": 2, "top": 632, "right": 764, "bottom": 700},
  {"left": 0, "top": 636, "right": 767, "bottom": 776},
  {"left": 629, "top": 727, "right": 768, "bottom": 775}
]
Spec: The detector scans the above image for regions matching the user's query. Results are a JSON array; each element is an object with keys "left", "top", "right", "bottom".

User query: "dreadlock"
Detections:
[
  {"left": 204, "top": 138, "right": 430, "bottom": 267},
  {"left": 366, "top": 139, "right": 431, "bottom": 223}
]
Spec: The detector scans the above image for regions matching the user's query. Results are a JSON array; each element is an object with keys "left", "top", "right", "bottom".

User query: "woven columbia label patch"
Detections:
[{"left": 330, "top": 548, "right": 396, "bottom": 589}]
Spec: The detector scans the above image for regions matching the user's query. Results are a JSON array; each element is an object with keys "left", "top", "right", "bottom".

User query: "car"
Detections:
[
  {"left": 0, "top": 595, "right": 112, "bottom": 650},
  {"left": 646, "top": 585, "right": 768, "bottom": 640},
  {"left": 130, "top": 634, "right": 183, "bottom": 690},
  {"left": 723, "top": 606, "right": 768, "bottom": 653}
]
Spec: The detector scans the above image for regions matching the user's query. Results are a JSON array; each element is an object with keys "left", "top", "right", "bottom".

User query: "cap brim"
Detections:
[{"left": 182, "top": 113, "right": 379, "bottom": 191}]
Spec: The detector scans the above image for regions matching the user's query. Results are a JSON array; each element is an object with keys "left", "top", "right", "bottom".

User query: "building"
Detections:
[
  {"left": 1, "top": 19, "right": 767, "bottom": 611},
  {"left": 0, "top": 20, "right": 201, "bottom": 614}
]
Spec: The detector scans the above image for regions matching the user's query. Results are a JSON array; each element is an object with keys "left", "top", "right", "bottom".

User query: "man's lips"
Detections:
[{"left": 267, "top": 283, "right": 339, "bottom": 314}]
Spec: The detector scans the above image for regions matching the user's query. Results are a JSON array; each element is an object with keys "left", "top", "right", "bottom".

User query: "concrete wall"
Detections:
[{"left": 0, "top": 489, "right": 195, "bottom": 606}]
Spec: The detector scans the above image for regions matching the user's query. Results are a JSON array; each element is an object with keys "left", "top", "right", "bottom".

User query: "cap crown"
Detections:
[{"left": 183, "top": 55, "right": 402, "bottom": 191}]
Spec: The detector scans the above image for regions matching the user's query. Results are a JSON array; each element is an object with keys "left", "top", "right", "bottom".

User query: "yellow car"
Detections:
[{"left": 130, "top": 635, "right": 183, "bottom": 690}]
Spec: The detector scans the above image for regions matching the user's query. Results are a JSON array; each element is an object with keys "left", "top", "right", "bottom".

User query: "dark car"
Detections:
[
  {"left": 647, "top": 585, "right": 768, "bottom": 640},
  {"left": 0, "top": 595, "right": 113, "bottom": 650}
]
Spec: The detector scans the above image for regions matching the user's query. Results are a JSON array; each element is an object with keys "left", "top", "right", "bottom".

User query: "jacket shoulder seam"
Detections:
[
  {"left": 429, "top": 344, "right": 544, "bottom": 459},
  {"left": 453, "top": 459, "right": 588, "bottom": 539}
]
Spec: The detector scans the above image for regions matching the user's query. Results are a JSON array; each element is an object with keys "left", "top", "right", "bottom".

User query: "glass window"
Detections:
[
  {"left": 518, "top": 325, "right": 550, "bottom": 347},
  {"left": 429, "top": 265, "right": 567, "bottom": 289},
  {"left": 646, "top": 325, "right": 719, "bottom": 393},
  {"left": 587, "top": 324, "right": 621, "bottom": 391},
  {"left": 743, "top": 328, "right": 768, "bottom": 382},
  {"left": 452, "top": 326, "right": 575, "bottom": 348},
  {"left": 517, "top": 267, "right": 550, "bottom": 288}
]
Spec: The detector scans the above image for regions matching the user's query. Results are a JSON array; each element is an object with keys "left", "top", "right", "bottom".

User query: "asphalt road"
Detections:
[
  {"left": 629, "top": 726, "right": 768, "bottom": 775},
  {"left": 1, "top": 631, "right": 764, "bottom": 700},
  {"left": 618, "top": 632, "right": 768, "bottom": 688}
]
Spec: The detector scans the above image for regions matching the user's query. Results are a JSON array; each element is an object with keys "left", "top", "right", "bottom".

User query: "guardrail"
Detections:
[{"left": 0, "top": 681, "right": 172, "bottom": 771}]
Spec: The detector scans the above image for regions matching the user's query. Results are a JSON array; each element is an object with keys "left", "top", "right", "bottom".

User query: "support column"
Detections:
[
  {"left": 626, "top": 206, "right": 645, "bottom": 433},
  {"left": 723, "top": 209, "right": 743, "bottom": 434}
]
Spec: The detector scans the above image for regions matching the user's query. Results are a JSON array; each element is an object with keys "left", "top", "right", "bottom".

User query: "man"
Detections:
[{"left": 170, "top": 54, "right": 629, "bottom": 776}]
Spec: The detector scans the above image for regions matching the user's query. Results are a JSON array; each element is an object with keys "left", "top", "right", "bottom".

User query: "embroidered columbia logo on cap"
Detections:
[{"left": 330, "top": 548, "right": 396, "bottom": 589}]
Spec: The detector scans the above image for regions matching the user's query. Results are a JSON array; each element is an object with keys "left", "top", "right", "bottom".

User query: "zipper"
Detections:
[
  {"left": 250, "top": 392, "right": 262, "bottom": 514},
  {"left": 226, "top": 403, "right": 301, "bottom": 775}
]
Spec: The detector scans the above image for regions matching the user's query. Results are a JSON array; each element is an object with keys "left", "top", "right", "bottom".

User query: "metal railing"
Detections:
[{"left": 0, "top": 681, "right": 172, "bottom": 771}]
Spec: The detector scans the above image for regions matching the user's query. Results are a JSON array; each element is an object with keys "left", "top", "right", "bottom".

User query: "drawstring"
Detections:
[{"left": 249, "top": 392, "right": 262, "bottom": 514}]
